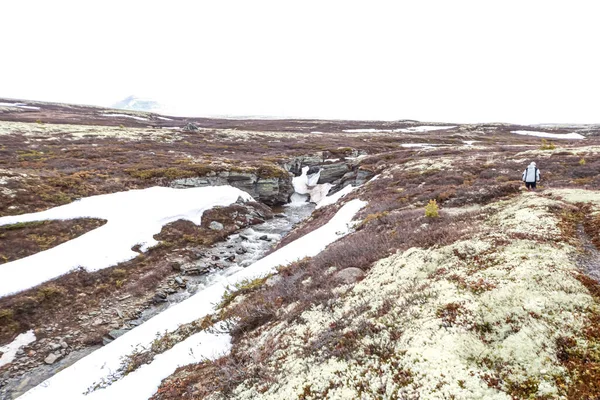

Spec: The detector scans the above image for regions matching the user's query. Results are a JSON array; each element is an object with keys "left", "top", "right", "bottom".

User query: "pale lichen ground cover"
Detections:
[{"left": 226, "top": 192, "right": 598, "bottom": 399}]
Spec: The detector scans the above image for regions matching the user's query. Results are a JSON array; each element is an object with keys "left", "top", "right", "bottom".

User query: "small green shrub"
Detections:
[
  {"left": 579, "top": 158, "right": 587, "bottom": 165},
  {"left": 540, "top": 139, "right": 556, "bottom": 150},
  {"left": 36, "top": 285, "right": 65, "bottom": 303},
  {"left": 425, "top": 199, "right": 439, "bottom": 218}
]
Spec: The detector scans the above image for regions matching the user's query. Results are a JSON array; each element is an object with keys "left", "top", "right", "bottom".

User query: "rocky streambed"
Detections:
[
  {"left": 0, "top": 200, "right": 314, "bottom": 399},
  {"left": 127, "top": 201, "right": 315, "bottom": 328}
]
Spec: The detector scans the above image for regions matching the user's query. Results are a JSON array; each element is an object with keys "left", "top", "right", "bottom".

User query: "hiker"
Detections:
[{"left": 522, "top": 162, "right": 540, "bottom": 190}]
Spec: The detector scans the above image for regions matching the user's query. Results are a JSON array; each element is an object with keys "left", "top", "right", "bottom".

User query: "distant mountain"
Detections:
[{"left": 111, "top": 95, "right": 162, "bottom": 112}]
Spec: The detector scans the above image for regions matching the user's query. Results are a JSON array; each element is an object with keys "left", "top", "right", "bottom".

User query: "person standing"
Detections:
[{"left": 522, "top": 162, "right": 540, "bottom": 190}]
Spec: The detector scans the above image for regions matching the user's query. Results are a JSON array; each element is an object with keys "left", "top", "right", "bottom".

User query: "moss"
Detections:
[
  {"left": 0, "top": 221, "right": 47, "bottom": 231},
  {"left": 36, "top": 285, "right": 65, "bottom": 303},
  {"left": 17, "top": 149, "right": 46, "bottom": 161},
  {"left": 217, "top": 276, "right": 269, "bottom": 310}
]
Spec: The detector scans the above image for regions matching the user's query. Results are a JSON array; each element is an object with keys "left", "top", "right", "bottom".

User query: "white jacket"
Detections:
[{"left": 522, "top": 164, "right": 540, "bottom": 183}]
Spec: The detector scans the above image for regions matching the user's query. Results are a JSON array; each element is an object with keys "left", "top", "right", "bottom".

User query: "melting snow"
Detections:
[
  {"left": 101, "top": 113, "right": 149, "bottom": 121},
  {"left": 401, "top": 143, "right": 439, "bottom": 148},
  {"left": 156, "top": 116, "right": 173, "bottom": 121},
  {"left": 343, "top": 126, "right": 455, "bottom": 133},
  {"left": 20, "top": 199, "right": 367, "bottom": 400},
  {"left": 0, "top": 186, "right": 252, "bottom": 298},
  {"left": 0, "top": 330, "right": 36, "bottom": 368},
  {"left": 511, "top": 130, "right": 585, "bottom": 140},
  {"left": 292, "top": 166, "right": 332, "bottom": 204},
  {"left": 0, "top": 102, "right": 40, "bottom": 110},
  {"left": 316, "top": 185, "right": 355, "bottom": 209}
]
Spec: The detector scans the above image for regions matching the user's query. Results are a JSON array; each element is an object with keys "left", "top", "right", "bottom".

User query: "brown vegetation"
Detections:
[{"left": 0, "top": 219, "right": 106, "bottom": 264}]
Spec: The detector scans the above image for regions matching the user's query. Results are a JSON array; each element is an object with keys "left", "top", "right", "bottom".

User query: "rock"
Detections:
[
  {"left": 92, "top": 318, "right": 104, "bottom": 326},
  {"left": 211, "top": 255, "right": 220, "bottom": 261},
  {"left": 174, "top": 277, "right": 185, "bottom": 286},
  {"left": 152, "top": 292, "right": 168, "bottom": 303},
  {"left": 59, "top": 341, "right": 68, "bottom": 349},
  {"left": 274, "top": 213, "right": 287, "bottom": 218},
  {"left": 318, "top": 162, "right": 351, "bottom": 184},
  {"left": 259, "top": 235, "right": 269, "bottom": 241},
  {"left": 108, "top": 329, "right": 129, "bottom": 340},
  {"left": 182, "top": 122, "right": 199, "bottom": 132},
  {"left": 265, "top": 275, "right": 282, "bottom": 287},
  {"left": 334, "top": 268, "right": 366, "bottom": 284},
  {"left": 44, "top": 353, "right": 62, "bottom": 365},
  {"left": 170, "top": 172, "right": 293, "bottom": 206},
  {"left": 226, "top": 255, "right": 236, "bottom": 262},
  {"left": 236, "top": 248, "right": 247, "bottom": 255},
  {"left": 49, "top": 342, "right": 61, "bottom": 351},
  {"left": 209, "top": 221, "right": 224, "bottom": 231},
  {"left": 239, "top": 234, "right": 249, "bottom": 241},
  {"left": 170, "top": 261, "right": 182, "bottom": 272},
  {"left": 102, "top": 337, "right": 114, "bottom": 346}
]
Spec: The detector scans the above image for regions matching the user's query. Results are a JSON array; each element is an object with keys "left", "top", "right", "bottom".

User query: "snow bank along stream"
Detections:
[
  {"left": 0, "top": 186, "right": 253, "bottom": 298},
  {"left": 20, "top": 198, "right": 367, "bottom": 400}
]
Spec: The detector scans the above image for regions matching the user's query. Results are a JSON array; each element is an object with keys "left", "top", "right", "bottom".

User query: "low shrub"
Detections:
[{"left": 425, "top": 199, "right": 440, "bottom": 218}]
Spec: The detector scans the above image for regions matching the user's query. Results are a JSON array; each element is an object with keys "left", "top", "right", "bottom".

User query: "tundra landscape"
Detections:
[{"left": 0, "top": 98, "right": 599, "bottom": 400}]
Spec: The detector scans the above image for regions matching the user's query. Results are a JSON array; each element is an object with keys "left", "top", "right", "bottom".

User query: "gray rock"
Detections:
[
  {"left": 49, "top": 343, "right": 61, "bottom": 351},
  {"left": 44, "top": 353, "right": 62, "bottom": 365},
  {"left": 102, "top": 336, "right": 114, "bottom": 346},
  {"left": 182, "top": 122, "right": 199, "bottom": 132},
  {"left": 108, "top": 329, "right": 129, "bottom": 340},
  {"left": 174, "top": 277, "right": 185, "bottom": 286},
  {"left": 259, "top": 235, "right": 270, "bottom": 241},
  {"left": 170, "top": 261, "right": 182, "bottom": 272},
  {"left": 170, "top": 172, "right": 293, "bottom": 206},
  {"left": 334, "top": 268, "right": 366, "bottom": 284},
  {"left": 209, "top": 221, "right": 224, "bottom": 231},
  {"left": 318, "top": 163, "right": 351, "bottom": 184},
  {"left": 59, "top": 341, "right": 68, "bottom": 349}
]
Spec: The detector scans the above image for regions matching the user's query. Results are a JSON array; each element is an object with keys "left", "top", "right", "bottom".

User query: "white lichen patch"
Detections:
[
  {"left": 546, "top": 188, "right": 600, "bottom": 206},
  {"left": 514, "top": 145, "right": 600, "bottom": 159},
  {"left": 0, "top": 121, "right": 178, "bottom": 142},
  {"left": 228, "top": 193, "right": 597, "bottom": 399},
  {"left": 403, "top": 157, "right": 455, "bottom": 172}
]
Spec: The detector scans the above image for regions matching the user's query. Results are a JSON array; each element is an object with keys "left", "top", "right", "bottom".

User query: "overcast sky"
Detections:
[{"left": 1, "top": 1, "right": 599, "bottom": 123}]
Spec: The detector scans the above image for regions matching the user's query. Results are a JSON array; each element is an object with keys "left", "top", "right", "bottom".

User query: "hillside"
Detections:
[{"left": 0, "top": 98, "right": 599, "bottom": 399}]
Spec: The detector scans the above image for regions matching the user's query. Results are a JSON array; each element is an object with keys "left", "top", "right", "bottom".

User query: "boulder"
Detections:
[
  {"left": 209, "top": 221, "right": 224, "bottom": 231},
  {"left": 44, "top": 352, "right": 62, "bottom": 365},
  {"left": 318, "top": 163, "right": 351, "bottom": 184},
  {"left": 334, "top": 268, "right": 366, "bottom": 284}
]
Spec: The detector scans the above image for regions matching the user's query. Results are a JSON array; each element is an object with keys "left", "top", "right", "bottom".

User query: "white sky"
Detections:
[{"left": 1, "top": 0, "right": 599, "bottom": 124}]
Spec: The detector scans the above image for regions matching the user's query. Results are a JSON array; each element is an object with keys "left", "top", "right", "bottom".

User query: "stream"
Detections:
[
  {"left": 130, "top": 201, "right": 315, "bottom": 325},
  {"left": 1, "top": 201, "right": 315, "bottom": 399}
]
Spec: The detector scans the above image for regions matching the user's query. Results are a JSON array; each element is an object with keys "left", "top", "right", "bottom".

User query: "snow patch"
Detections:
[
  {"left": 0, "top": 102, "right": 40, "bottom": 110},
  {"left": 511, "top": 130, "right": 585, "bottom": 140},
  {"left": 401, "top": 143, "right": 439, "bottom": 149},
  {"left": 20, "top": 199, "right": 367, "bottom": 400},
  {"left": 316, "top": 185, "right": 355, "bottom": 209},
  {"left": 156, "top": 116, "right": 173, "bottom": 121},
  {"left": 101, "top": 113, "right": 149, "bottom": 121},
  {"left": 342, "top": 126, "right": 455, "bottom": 133},
  {"left": 0, "top": 330, "right": 36, "bottom": 368},
  {"left": 0, "top": 186, "right": 253, "bottom": 298},
  {"left": 292, "top": 166, "right": 332, "bottom": 204}
]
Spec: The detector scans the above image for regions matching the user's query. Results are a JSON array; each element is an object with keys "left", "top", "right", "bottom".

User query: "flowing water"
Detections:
[
  {"left": 132, "top": 201, "right": 315, "bottom": 324},
  {"left": 2, "top": 201, "right": 315, "bottom": 399}
]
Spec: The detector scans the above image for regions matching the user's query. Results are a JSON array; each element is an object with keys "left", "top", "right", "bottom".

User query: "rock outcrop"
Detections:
[{"left": 170, "top": 171, "right": 293, "bottom": 206}]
